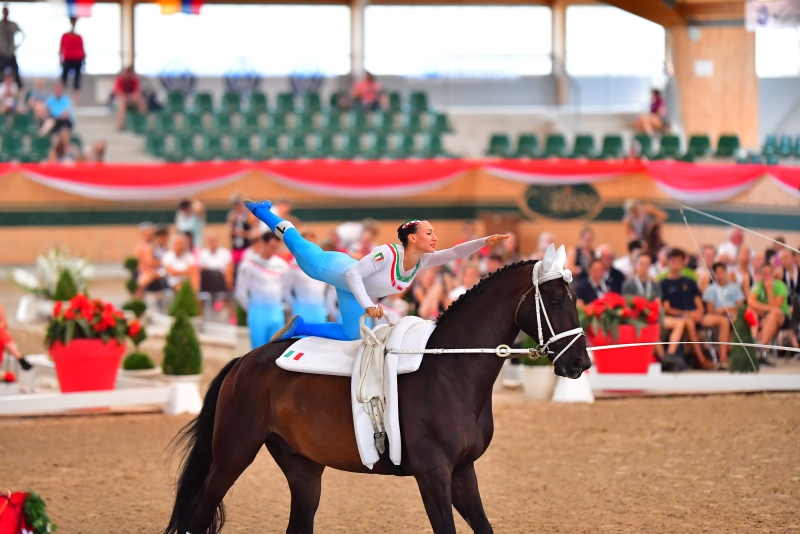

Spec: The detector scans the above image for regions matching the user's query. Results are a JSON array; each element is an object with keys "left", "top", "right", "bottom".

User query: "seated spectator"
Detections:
[
  {"left": 695, "top": 244, "right": 717, "bottom": 293},
  {"left": 199, "top": 232, "right": 233, "bottom": 291},
  {"left": 352, "top": 220, "right": 380, "bottom": 260},
  {"left": 660, "top": 248, "right": 715, "bottom": 370},
  {"left": 135, "top": 222, "right": 166, "bottom": 299},
  {"left": 596, "top": 244, "right": 626, "bottom": 293},
  {"left": 412, "top": 267, "right": 444, "bottom": 320},
  {"left": 0, "top": 69, "right": 18, "bottom": 114},
  {"left": 717, "top": 227, "right": 745, "bottom": 268},
  {"left": 567, "top": 227, "right": 595, "bottom": 281},
  {"left": 60, "top": 17, "right": 85, "bottom": 98},
  {"left": 633, "top": 88, "right": 667, "bottom": 135},
  {"left": 162, "top": 233, "right": 199, "bottom": 291},
  {"left": 702, "top": 262, "right": 745, "bottom": 367},
  {"left": 613, "top": 239, "right": 644, "bottom": 280},
  {"left": 652, "top": 246, "right": 669, "bottom": 278},
  {"left": 42, "top": 81, "right": 74, "bottom": 135},
  {"left": 84, "top": 140, "right": 106, "bottom": 162},
  {"left": 749, "top": 262, "right": 797, "bottom": 364},
  {"left": 113, "top": 66, "right": 147, "bottom": 130},
  {"left": 445, "top": 265, "right": 482, "bottom": 307},
  {"left": 0, "top": 301, "right": 32, "bottom": 371},
  {"left": 482, "top": 254, "right": 504, "bottom": 278},
  {"left": 777, "top": 249, "right": 799, "bottom": 298},
  {"left": 350, "top": 71, "right": 382, "bottom": 111},
  {"left": 377, "top": 292, "right": 409, "bottom": 325},
  {"left": 622, "top": 253, "right": 685, "bottom": 364},
  {"left": 48, "top": 127, "right": 81, "bottom": 163},
  {"left": 730, "top": 245, "right": 753, "bottom": 294},
  {"left": 765, "top": 236, "right": 787, "bottom": 267},
  {"left": 174, "top": 198, "right": 206, "bottom": 250},
  {"left": 499, "top": 232, "right": 521, "bottom": 265},
  {"left": 622, "top": 199, "right": 667, "bottom": 243},
  {"left": 26, "top": 78, "right": 48, "bottom": 121},
  {"left": 574, "top": 258, "right": 608, "bottom": 306}
]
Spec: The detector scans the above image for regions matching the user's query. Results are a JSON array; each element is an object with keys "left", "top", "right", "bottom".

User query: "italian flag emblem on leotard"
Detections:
[
  {"left": 374, "top": 252, "right": 385, "bottom": 262},
  {"left": 281, "top": 349, "right": 304, "bottom": 360}
]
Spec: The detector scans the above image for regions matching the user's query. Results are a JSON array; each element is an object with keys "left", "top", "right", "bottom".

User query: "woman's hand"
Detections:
[
  {"left": 366, "top": 305, "right": 384, "bottom": 319},
  {"left": 485, "top": 234, "right": 511, "bottom": 247}
]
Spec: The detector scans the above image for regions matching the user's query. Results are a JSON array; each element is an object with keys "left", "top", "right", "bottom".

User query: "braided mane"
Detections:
[{"left": 436, "top": 260, "right": 537, "bottom": 325}]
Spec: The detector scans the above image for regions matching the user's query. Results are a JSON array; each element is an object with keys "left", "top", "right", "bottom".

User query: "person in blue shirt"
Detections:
[
  {"left": 701, "top": 262, "right": 745, "bottom": 367},
  {"left": 43, "top": 81, "right": 74, "bottom": 134}
]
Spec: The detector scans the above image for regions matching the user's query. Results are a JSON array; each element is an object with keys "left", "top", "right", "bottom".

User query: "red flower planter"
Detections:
[
  {"left": 49, "top": 339, "right": 125, "bottom": 392},
  {"left": 587, "top": 324, "right": 660, "bottom": 374}
]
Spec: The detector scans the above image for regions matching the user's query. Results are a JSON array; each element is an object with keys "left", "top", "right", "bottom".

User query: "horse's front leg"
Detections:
[
  {"left": 414, "top": 468, "right": 457, "bottom": 534},
  {"left": 451, "top": 463, "right": 493, "bottom": 534}
]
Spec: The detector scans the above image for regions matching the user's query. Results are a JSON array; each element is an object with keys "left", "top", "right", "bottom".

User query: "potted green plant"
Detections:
[
  {"left": 730, "top": 305, "right": 760, "bottom": 373},
  {"left": 234, "top": 303, "right": 251, "bottom": 356},
  {"left": 519, "top": 336, "right": 556, "bottom": 401},
  {"left": 161, "top": 313, "right": 203, "bottom": 385},
  {"left": 123, "top": 256, "right": 138, "bottom": 296},
  {"left": 46, "top": 294, "right": 142, "bottom": 392},
  {"left": 122, "top": 352, "right": 160, "bottom": 378}
]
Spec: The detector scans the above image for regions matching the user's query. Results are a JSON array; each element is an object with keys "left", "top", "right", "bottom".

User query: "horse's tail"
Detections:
[{"left": 163, "top": 357, "right": 240, "bottom": 534}]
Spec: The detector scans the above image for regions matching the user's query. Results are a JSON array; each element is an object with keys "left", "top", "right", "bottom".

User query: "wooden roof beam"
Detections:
[
  {"left": 676, "top": 1, "right": 743, "bottom": 20},
  {"left": 599, "top": 0, "right": 684, "bottom": 27}
]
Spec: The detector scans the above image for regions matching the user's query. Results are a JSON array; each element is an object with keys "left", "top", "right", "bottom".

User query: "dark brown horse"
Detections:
[{"left": 164, "top": 260, "right": 591, "bottom": 534}]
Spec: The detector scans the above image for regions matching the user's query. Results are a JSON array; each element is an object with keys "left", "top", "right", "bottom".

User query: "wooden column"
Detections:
[
  {"left": 552, "top": 0, "right": 568, "bottom": 105},
  {"left": 671, "top": 25, "right": 758, "bottom": 147},
  {"left": 121, "top": 0, "right": 135, "bottom": 69}
]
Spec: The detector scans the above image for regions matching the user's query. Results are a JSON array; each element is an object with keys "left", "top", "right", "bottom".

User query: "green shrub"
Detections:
[
  {"left": 169, "top": 282, "right": 200, "bottom": 318},
  {"left": 125, "top": 278, "right": 138, "bottom": 295},
  {"left": 236, "top": 303, "right": 248, "bottom": 327},
  {"left": 519, "top": 335, "right": 553, "bottom": 366},
  {"left": 730, "top": 305, "right": 759, "bottom": 373},
  {"left": 52, "top": 270, "right": 79, "bottom": 301},
  {"left": 123, "top": 352, "right": 156, "bottom": 370},
  {"left": 163, "top": 314, "right": 202, "bottom": 375},
  {"left": 123, "top": 256, "right": 138, "bottom": 274},
  {"left": 122, "top": 299, "right": 147, "bottom": 318}
]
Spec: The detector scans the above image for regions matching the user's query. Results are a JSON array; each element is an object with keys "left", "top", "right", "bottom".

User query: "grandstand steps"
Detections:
[{"left": 73, "top": 107, "right": 161, "bottom": 163}]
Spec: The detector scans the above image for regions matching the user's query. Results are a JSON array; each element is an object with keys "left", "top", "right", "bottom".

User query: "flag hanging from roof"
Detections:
[
  {"left": 48, "top": 0, "right": 94, "bottom": 18},
  {"left": 159, "top": 0, "right": 203, "bottom": 15}
]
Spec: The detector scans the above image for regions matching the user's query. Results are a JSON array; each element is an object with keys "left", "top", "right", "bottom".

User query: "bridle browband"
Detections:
[{"left": 514, "top": 261, "right": 585, "bottom": 364}]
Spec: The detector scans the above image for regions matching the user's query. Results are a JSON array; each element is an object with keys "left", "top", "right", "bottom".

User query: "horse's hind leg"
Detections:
[
  {"left": 451, "top": 463, "right": 493, "bottom": 534},
  {"left": 266, "top": 434, "right": 325, "bottom": 534}
]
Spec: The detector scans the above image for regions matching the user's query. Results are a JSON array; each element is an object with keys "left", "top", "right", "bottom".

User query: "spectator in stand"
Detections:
[
  {"left": 622, "top": 199, "right": 667, "bottom": 243},
  {"left": 777, "top": 249, "right": 799, "bottom": 298},
  {"left": 227, "top": 195, "right": 254, "bottom": 269},
  {"left": 113, "top": 66, "right": 146, "bottom": 129},
  {"left": 633, "top": 88, "right": 667, "bottom": 135},
  {"left": 730, "top": 245, "right": 754, "bottom": 293},
  {"left": 445, "top": 265, "right": 481, "bottom": 307},
  {"left": 353, "top": 220, "right": 380, "bottom": 260},
  {"left": 234, "top": 232, "right": 289, "bottom": 347},
  {"left": 530, "top": 231, "right": 555, "bottom": 261},
  {"left": 749, "top": 262, "right": 798, "bottom": 365},
  {"left": 574, "top": 258, "right": 608, "bottom": 306},
  {"left": 695, "top": 244, "right": 717, "bottom": 293},
  {"left": 199, "top": 232, "right": 233, "bottom": 290},
  {"left": 717, "top": 227, "right": 745, "bottom": 268},
  {"left": 174, "top": 198, "right": 205, "bottom": 250},
  {"left": 0, "top": 6, "right": 23, "bottom": 88},
  {"left": 350, "top": 71, "right": 382, "bottom": 111},
  {"left": 59, "top": 17, "right": 85, "bottom": 99},
  {"left": 411, "top": 267, "right": 445, "bottom": 320},
  {"left": 161, "top": 233, "right": 199, "bottom": 291},
  {"left": 613, "top": 239, "right": 644, "bottom": 280},
  {"left": 26, "top": 78, "right": 48, "bottom": 120},
  {"left": 282, "top": 231, "right": 330, "bottom": 325},
  {"left": 623, "top": 252, "right": 687, "bottom": 364},
  {"left": 0, "top": 301, "right": 32, "bottom": 371},
  {"left": 48, "top": 127, "right": 81, "bottom": 163},
  {"left": 567, "top": 227, "right": 595, "bottom": 281},
  {"left": 652, "top": 246, "right": 669, "bottom": 278},
  {"left": 596, "top": 244, "right": 626, "bottom": 293},
  {"left": 660, "top": 248, "right": 715, "bottom": 370},
  {"left": 702, "top": 262, "right": 744, "bottom": 367},
  {"left": 134, "top": 222, "right": 164, "bottom": 299},
  {"left": 42, "top": 81, "right": 74, "bottom": 135},
  {"left": 377, "top": 292, "right": 409, "bottom": 325},
  {"left": 0, "top": 68, "right": 17, "bottom": 114},
  {"left": 765, "top": 236, "right": 786, "bottom": 267}
]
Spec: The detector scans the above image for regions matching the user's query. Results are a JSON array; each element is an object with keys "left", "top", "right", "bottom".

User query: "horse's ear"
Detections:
[
  {"left": 542, "top": 243, "right": 556, "bottom": 272},
  {"left": 555, "top": 245, "right": 567, "bottom": 268}
]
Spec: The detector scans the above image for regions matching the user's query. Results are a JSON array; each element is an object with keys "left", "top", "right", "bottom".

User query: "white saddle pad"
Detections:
[{"left": 276, "top": 316, "right": 436, "bottom": 468}]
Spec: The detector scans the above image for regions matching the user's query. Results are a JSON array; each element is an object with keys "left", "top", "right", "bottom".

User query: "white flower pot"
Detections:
[
  {"left": 0, "top": 382, "right": 21, "bottom": 395},
  {"left": 521, "top": 365, "right": 557, "bottom": 401},
  {"left": 235, "top": 326, "right": 252, "bottom": 356},
  {"left": 120, "top": 366, "right": 162, "bottom": 379}
]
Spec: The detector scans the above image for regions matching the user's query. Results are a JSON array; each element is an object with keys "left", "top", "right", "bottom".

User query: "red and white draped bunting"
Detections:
[{"left": 0, "top": 160, "right": 798, "bottom": 203}]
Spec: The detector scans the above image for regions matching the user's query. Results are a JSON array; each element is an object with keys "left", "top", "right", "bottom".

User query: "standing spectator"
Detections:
[
  {"left": 161, "top": 233, "right": 199, "bottom": 291},
  {"left": 596, "top": 244, "right": 626, "bottom": 293},
  {"left": 174, "top": 198, "right": 205, "bottom": 250},
  {"left": 113, "top": 66, "right": 146, "bottom": 129},
  {"left": 567, "top": 227, "right": 595, "bottom": 281},
  {"left": 0, "top": 6, "right": 23, "bottom": 87},
  {"left": 702, "top": 262, "right": 744, "bottom": 367},
  {"left": 26, "top": 78, "right": 48, "bottom": 120},
  {"left": 227, "top": 195, "right": 254, "bottom": 268},
  {"left": 59, "top": 17, "right": 85, "bottom": 99},
  {"left": 717, "top": 227, "right": 745, "bottom": 267},
  {"left": 234, "top": 232, "right": 289, "bottom": 347},
  {"left": 574, "top": 258, "right": 608, "bottom": 306},
  {"left": 660, "top": 248, "right": 715, "bottom": 369},
  {"left": 282, "top": 232, "right": 330, "bottom": 324},
  {"left": 613, "top": 239, "right": 644, "bottom": 280},
  {"left": 0, "top": 68, "right": 17, "bottom": 114},
  {"left": 622, "top": 199, "right": 667, "bottom": 242},
  {"left": 749, "top": 262, "right": 797, "bottom": 364},
  {"left": 42, "top": 81, "right": 74, "bottom": 135},
  {"left": 350, "top": 71, "right": 382, "bottom": 111}
]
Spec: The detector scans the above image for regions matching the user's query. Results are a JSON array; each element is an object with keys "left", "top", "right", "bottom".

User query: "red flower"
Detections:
[
  {"left": 744, "top": 309, "right": 759, "bottom": 328},
  {"left": 94, "top": 320, "right": 108, "bottom": 332},
  {"left": 3, "top": 371, "right": 15, "bottom": 383},
  {"left": 621, "top": 308, "right": 633, "bottom": 318},
  {"left": 129, "top": 321, "right": 141, "bottom": 336},
  {"left": 584, "top": 306, "right": 595, "bottom": 317},
  {"left": 81, "top": 306, "right": 94, "bottom": 321},
  {"left": 53, "top": 301, "right": 63, "bottom": 316},
  {"left": 64, "top": 308, "right": 76, "bottom": 320},
  {"left": 70, "top": 294, "right": 90, "bottom": 310},
  {"left": 632, "top": 296, "right": 648, "bottom": 311}
]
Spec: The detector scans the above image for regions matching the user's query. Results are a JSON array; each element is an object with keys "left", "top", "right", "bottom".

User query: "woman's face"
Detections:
[
  {"left": 580, "top": 230, "right": 594, "bottom": 248},
  {"left": 408, "top": 221, "right": 437, "bottom": 253}
]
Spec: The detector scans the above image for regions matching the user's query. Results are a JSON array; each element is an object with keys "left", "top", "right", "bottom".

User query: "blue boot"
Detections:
[
  {"left": 245, "top": 199, "right": 282, "bottom": 233},
  {"left": 270, "top": 315, "right": 305, "bottom": 342}
]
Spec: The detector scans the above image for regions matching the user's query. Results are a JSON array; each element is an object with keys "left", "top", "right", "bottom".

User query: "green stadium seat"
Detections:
[
  {"left": 193, "top": 93, "right": 214, "bottom": 115},
  {"left": 293, "top": 113, "right": 315, "bottom": 134},
  {"left": 30, "top": 135, "right": 52, "bottom": 162},
  {"left": 372, "top": 110, "right": 396, "bottom": 134},
  {"left": 402, "top": 112, "right": 423, "bottom": 134},
  {"left": 165, "top": 92, "right": 185, "bottom": 114},
  {"left": 310, "top": 133, "right": 335, "bottom": 158},
  {"left": 267, "top": 112, "right": 288, "bottom": 133},
  {"left": 126, "top": 112, "right": 147, "bottom": 134},
  {"left": 12, "top": 113, "right": 35, "bottom": 135},
  {"left": 762, "top": 134, "right": 777, "bottom": 156},
  {"left": 328, "top": 91, "right": 345, "bottom": 111},
  {"left": 687, "top": 134, "right": 711, "bottom": 157},
  {"left": 221, "top": 92, "right": 241, "bottom": 114},
  {"left": 514, "top": 134, "right": 540, "bottom": 158},
  {"left": 225, "top": 134, "right": 252, "bottom": 160},
  {"left": 387, "top": 93, "right": 402, "bottom": 113},
  {"left": 320, "top": 111, "right": 342, "bottom": 133},
  {"left": 714, "top": 134, "right": 740, "bottom": 158},
  {"left": 347, "top": 111, "right": 369, "bottom": 133},
  {"left": 248, "top": 92, "right": 268, "bottom": 115},
  {"left": 213, "top": 113, "right": 233, "bottom": 133},
  {"left": 777, "top": 134, "right": 793, "bottom": 157},
  {"left": 570, "top": 134, "right": 596, "bottom": 159},
  {"left": 282, "top": 133, "right": 308, "bottom": 159},
  {"left": 275, "top": 93, "right": 295, "bottom": 116},
  {"left": 598, "top": 134, "right": 624, "bottom": 159},
  {"left": 153, "top": 113, "right": 176, "bottom": 134},
  {"left": 658, "top": 134, "right": 682, "bottom": 159},
  {"left": 793, "top": 136, "right": 800, "bottom": 158},
  {"left": 364, "top": 133, "right": 390, "bottom": 160},
  {"left": 254, "top": 133, "right": 279, "bottom": 160},
  {"left": 172, "top": 133, "right": 195, "bottom": 160},
  {"left": 240, "top": 112, "right": 261, "bottom": 134},
  {"left": 420, "top": 134, "right": 450, "bottom": 158},
  {"left": 543, "top": 134, "right": 567, "bottom": 158},
  {"left": 145, "top": 133, "right": 166, "bottom": 157},
  {"left": 195, "top": 134, "right": 222, "bottom": 161},
  {"left": 394, "top": 134, "right": 416, "bottom": 159},
  {"left": 337, "top": 133, "right": 363, "bottom": 159},
  {"left": 634, "top": 133, "right": 655, "bottom": 159},
  {"left": 486, "top": 134, "right": 511, "bottom": 157},
  {"left": 408, "top": 92, "right": 429, "bottom": 114},
  {"left": 428, "top": 113, "right": 453, "bottom": 134},
  {"left": 301, "top": 93, "right": 322, "bottom": 115}
]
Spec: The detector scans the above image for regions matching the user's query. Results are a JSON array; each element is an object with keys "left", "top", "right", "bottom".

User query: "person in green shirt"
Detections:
[{"left": 748, "top": 263, "right": 792, "bottom": 359}]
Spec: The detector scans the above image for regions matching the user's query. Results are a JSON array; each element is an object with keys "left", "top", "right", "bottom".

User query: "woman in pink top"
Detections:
[{"left": 351, "top": 72, "right": 382, "bottom": 111}]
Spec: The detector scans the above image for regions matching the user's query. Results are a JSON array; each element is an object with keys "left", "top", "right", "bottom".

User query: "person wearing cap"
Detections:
[{"left": 245, "top": 199, "right": 509, "bottom": 341}]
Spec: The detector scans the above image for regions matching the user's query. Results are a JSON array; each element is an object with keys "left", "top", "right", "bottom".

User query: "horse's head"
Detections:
[{"left": 517, "top": 244, "right": 591, "bottom": 379}]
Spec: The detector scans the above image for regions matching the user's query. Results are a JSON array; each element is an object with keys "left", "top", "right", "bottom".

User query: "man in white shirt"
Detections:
[
  {"left": 161, "top": 233, "right": 199, "bottom": 291},
  {"left": 613, "top": 239, "right": 644, "bottom": 281},
  {"left": 199, "top": 233, "right": 233, "bottom": 289},
  {"left": 235, "top": 232, "right": 289, "bottom": 347},
  {"left": 717, "top": 227, "right": 744, "bottom": 267}
]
